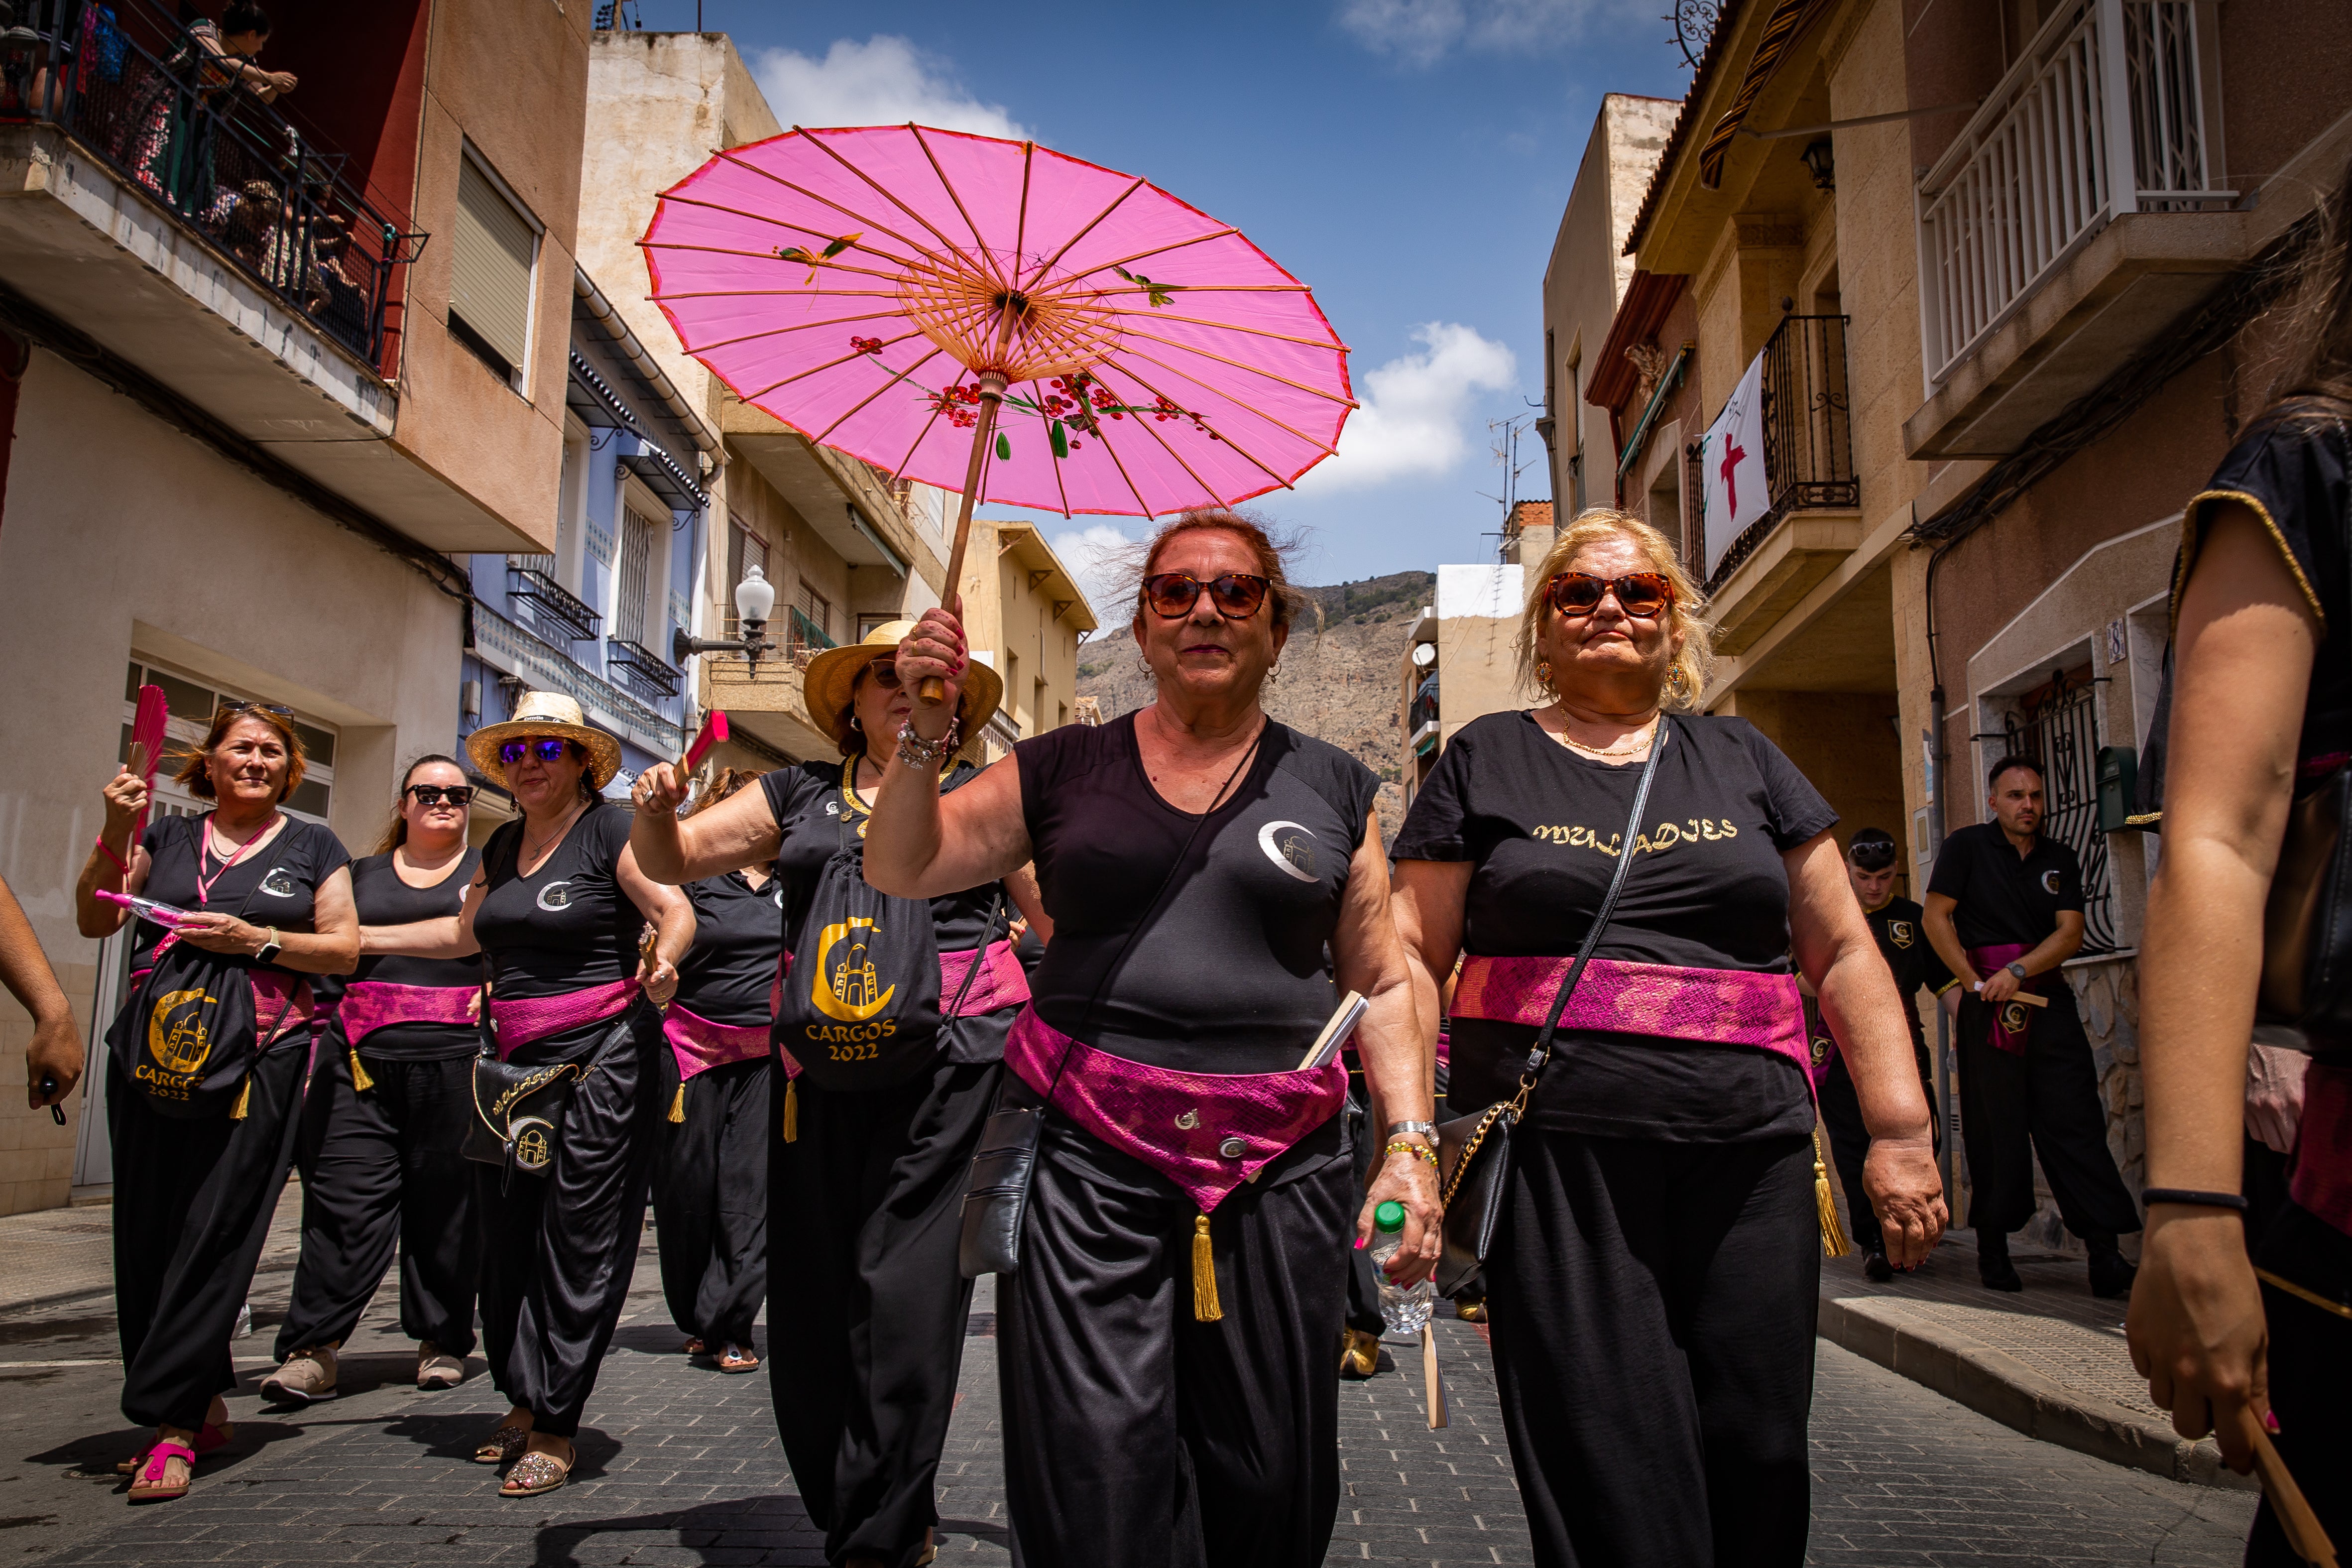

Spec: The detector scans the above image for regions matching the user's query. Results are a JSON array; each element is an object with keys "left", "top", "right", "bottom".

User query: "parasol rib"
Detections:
[
  {"left": 641, "top": 241, "right": 910, "bottom": 288},
  {"left": 1103, "top": 358, "right": 1300, "bottom": 491},
  {"left": 655, "top": 195, "right": 921, "bottom": 269},
  {"left": 1013, "top": 142, "right": 1035, "bottom": 278},
  {"left": 787, "top": 128, "right": 983, "bottom": 276},
  {"left": 1084, "top": 414, "right": 1161, "bottom": 519},
  {"left": 1071, "top": 228, "right": 1243, "bottom": 284},
  {"left": 910, "top": 125, "right": 1012, "bottom": 294},
  {"left": 649, "top": 287, "right": 909, "bottom": 302},
  {"left": 678, "top": 306, "right": 918, "bottom": 357},
  {"left": 1116, "top": 346, "right": 1345, "bottom": 458},
  {"left": 1090, "top": 367, "right": 1232, "bottom": 501},
  {"left": 1119, "top": 328, "right": 1360, "bottom": 406},
  {"left": 704, "top": 145, "right": 939, "bottom": 262},
  {"left": 1090, "top": 310, "right": 1346, "bottom": 351},
  {"left": 810, "top": 341, "right": 950, "bottom": 444},
  {"left": 1023, "top": 175, "right": 1149, "bottom": 288},
  {"left": 887, "top": 396, "right": 953, "bottom": 483},
  {"left": 735, "top": 329, "right": 934, "bottom": 401},
  {"left": 1028, "top": 376, "right": 1075, "bottom": 519}
]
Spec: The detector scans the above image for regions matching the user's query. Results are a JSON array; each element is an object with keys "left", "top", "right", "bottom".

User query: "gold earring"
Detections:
[
  {"left": 1536, "top": 660, "right": 1555, "bottom": 695},
  {"left": 1667, "top": 666, "right": 1691, "bottom": 701}
]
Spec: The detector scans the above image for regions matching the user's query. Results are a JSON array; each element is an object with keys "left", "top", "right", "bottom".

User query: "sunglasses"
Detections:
[
  {"left": 499, "top": 737, "right": 576, "bottom": 766},
  {"left": 1141, "top": 572, "right": 1271, "bottom": 619},
  {"left": 218, "top": 699, "right": 294, "bottom": 717},
  {"left": 860, "top": 658, "right": 904, "bottom": 691},
  {"left": 406, "top": 784, "right": 475, "bottom": 807},
  {"left": 1545, "top": 571, "right": 1674, "bottom": 619},
  {"left": 1848, "top": 842, "right": 1899, "bottom": 872}
]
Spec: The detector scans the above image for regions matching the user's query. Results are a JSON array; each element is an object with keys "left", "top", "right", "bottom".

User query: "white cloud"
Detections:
[
  {"left": 1050, "top": 524, "right": 1138, "bottom": 630},
  {"left": 1337, "top": 0, "right": 1645, "bottom": 66},
  {"left": 1301, "top": 323, "right": 1517, "bottom": 492},
  {"left": 752, "top": 37, "right": 1026, "bottom": 138}
]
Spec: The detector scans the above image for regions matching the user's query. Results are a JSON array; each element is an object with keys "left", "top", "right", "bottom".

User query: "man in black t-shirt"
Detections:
[
  {"left": 1812, "top": 830, "right": 1953, "bottom": 1280},
  {"left": 1925, "top": 756, "right": 2140, "bottom": 1296}
]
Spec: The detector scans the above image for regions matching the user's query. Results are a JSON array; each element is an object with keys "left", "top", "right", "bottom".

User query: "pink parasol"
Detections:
[{"left": 643, "top": 126, "right": 1354, "bottom": 693}]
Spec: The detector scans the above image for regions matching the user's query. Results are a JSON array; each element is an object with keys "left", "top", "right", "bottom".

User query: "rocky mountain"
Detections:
[{"left": 1073, "top": 570, "right": 1434, "bottom": 841}]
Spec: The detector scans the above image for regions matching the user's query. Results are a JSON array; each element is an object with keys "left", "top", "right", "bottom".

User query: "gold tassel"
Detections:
[
  {"left": 349, "top": 1049, "right": 374, "bottom": 1094},
  {"left": 1191, "top": 1211, "right": 1223, "bottom": 1322},
  {"left": 1813, "top": 1124, "right": 1851, "bottom": 1258},
  {"left": 668, "top": 1083, "right": 686, "bottom": 1123},
  {"left": 231, "top": 1076, "right": 251, "bottom": 1120},
  {"left": 781, "top": 1080, "right": 799, "bottom": 1144}
]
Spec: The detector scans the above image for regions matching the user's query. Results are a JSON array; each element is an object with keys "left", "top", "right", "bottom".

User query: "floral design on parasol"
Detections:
[{"left": 641, "top": 123, "right": 1355, "bottom": 640}]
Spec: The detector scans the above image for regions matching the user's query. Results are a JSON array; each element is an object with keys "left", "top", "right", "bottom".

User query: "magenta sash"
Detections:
[
  {"left": 663, "top": 1002, "right": 769, "bottom": 1084},
  {"left": 1004, "top": 1005, "right": 1347, "bottom": 1212},
  {"left": 1966, "top": 944, "right": 2038, "bottom": 1055},
  {"left": 2290, "top": 1062, "right": 2352, "bottom": 1238},
  {"left": 1452, "top": 954, "right": 1814, "bottom": 1085},
  {"left": 338, "top": 979, "right": 480, "bottom": 1048},
  {"left": 486, "top": 979, "right": 639, "bottom": 1059},
  {"left": 131, "top": 949, "right": 313, "bottom": 1050},
  {"left": 940, "top": 939, "right": 1030, "bottom": 1017}
]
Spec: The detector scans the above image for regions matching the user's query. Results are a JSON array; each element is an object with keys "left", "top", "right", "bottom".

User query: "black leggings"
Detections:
[
  {"left": 1487, "top": 1129, "right": 1819, "bottom": 1568},
  {"left": 276, "top": 1041, "right": 479, "bottom": 1357},
  {"left": 475, "top": 1002, "right": 663, "bottom": 1440},
  {"left": 770, "top": 1058, "right": 997, "bottom": 1568},
  {"left": 998, "top": 1126, "right": 1352, "bottom": 1568},
  {"left": 111, "top": 1042, "right": 309, "bottom": 1430},
  {"left": 651, "top": 1055, "right": 768, "bottom": 1348}
]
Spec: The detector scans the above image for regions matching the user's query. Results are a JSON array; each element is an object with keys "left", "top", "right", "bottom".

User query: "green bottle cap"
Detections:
[{"left": 1374, "top": 1200, "right": 1407, "bottom": 1232}]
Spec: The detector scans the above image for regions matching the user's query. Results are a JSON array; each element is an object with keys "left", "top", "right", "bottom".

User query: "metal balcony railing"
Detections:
[
  {"left": 507, "top": 561, "right": 600, "bottom": 644},
  {"left": 787, "top": 606, "right": 835, "bottom": 665},
  {"left": 1916, "top": 0, "right": 2231, "bottom": 384},
  {"left": 1704, "top": 315, "right": 1858, "bottom": 592},
  {"left": 0, "top": 0, "right": 424, "bottom": 369},
  {"left": 606, "top": 637, "right": 681, "bottom": 703}
]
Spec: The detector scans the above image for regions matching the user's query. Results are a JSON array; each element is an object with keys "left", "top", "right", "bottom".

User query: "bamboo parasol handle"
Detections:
[
  {"left": 2251, "top": 1425, "right": 2337, "bottom": 1567},
  {"left": 919, "top": 372, "right": 1007, "bottom": 707}
]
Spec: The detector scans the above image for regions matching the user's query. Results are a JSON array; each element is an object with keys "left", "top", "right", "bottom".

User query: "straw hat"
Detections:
[
  {"left": 467, "top": 691, "right": 625, "bottom": 789},
  {"left": 803, "top": 620, "right": 1003, "bottom": 757}
]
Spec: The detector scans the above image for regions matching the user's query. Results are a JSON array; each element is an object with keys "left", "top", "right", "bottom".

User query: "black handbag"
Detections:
[
  {"left": 1434, "top": 720, "right": 1670, "bottom": 1297},
  {"left": 465, "top": 1053, "right": 586, "bottom": 1187}
]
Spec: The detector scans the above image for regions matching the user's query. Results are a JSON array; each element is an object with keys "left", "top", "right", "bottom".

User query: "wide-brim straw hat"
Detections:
[
  {"left": 467, "top": 691, "right": 625, "bottom": 789},
  {"left": 803, "top": 620, "right": 1003, "bottom": 758}
]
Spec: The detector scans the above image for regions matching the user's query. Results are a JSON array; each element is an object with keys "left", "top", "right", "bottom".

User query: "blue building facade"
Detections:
[{"left": 458, "top": 270, "right": 719, "bottom": 794}]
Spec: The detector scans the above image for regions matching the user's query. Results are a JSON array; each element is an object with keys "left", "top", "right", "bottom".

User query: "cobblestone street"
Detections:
[{"left": 0, "top": 1195, "right": 2260, "bottom": 1568}]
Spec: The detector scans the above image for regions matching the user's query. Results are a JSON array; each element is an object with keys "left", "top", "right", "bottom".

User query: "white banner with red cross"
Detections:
[{"left": 1701, "top": 350, "right": 1768, "bottom": 578}]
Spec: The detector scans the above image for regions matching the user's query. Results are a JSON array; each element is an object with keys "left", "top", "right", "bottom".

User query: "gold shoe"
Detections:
[
  {"left": 1339, "top": 1327, "right": 1381, "bottom": 1379},
  {"left": 1455, "top": 1300, "right": 1488, "bottom": 1324},
  {"left": 473, "top": 1422, "right": 530, "bottom": 1465},
  {"left": 500, "top": 1447, "right": 570, "bottom": 1497}
]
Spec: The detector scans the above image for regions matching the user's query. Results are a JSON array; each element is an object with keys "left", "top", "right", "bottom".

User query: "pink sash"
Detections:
[
  {"left": 940, "top": 939, "right": 1031, "bottom": 1017},
  {"left": 338, "top": 979, "right": 480, "bottom": 1048},
  {"left": 1004, "top": 1005, "right": 1347, "bottom": 1212},
  {"left": 1966, "top": 944, "right": 2040, "bottom": 1055},
  {"left": 663, "top": 1003, "right": 769, "bottom": 1084},
  {"left": 2290, "top": 1062, "right": 2352, "bottom": 1238},
  {"left": 1452, "top": 954, "right": 1814, "bottom": 1085},
  {"left": 486, "top": 979, "right": 639, "bottom": 1059}
]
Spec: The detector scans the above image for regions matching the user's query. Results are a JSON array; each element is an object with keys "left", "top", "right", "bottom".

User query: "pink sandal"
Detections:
[
  {"left": 117, "top": 1421, "right": 230, "bottom": 1476},
  {"left": 127, "top": 1441, "right": 196, "bottom": 1504}
]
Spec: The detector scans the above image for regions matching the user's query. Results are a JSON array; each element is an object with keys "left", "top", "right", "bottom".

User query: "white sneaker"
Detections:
[
  {"left": 260, "top": 1345, "right": 338, "bottom": 1404},
  {"left": 417, "top": 1342, "right": 464, "bottom": 1390}
]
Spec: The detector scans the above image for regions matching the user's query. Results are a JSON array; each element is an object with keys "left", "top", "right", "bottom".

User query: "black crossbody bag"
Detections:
[{"left": 1434, "top": 720, "right": 1670, "bottom": 1296}]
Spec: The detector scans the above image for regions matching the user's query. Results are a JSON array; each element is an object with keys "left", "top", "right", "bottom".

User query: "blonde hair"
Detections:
[
  {"left": 686, "top": 766, "right": 763, "bottom": 817},
  {"left": 1515, "top": 508, "right": 1715, "bottom": 711}
]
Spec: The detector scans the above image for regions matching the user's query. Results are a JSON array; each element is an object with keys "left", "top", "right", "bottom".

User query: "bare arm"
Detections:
[
  {"left": 1786, "top": 831, "right": 1947, "bottom": 1267},
  {"left": 1391, "top": 858, "right": 1470, "bottom": 1055},
  {"left": 174, "top": 864, "right": 361, "bottom": 974},
  {"left": 1002, "top": 862, "right": 1053, "bottom": 945},
  {"left": 1922, "top": 893, "right": 1972, "bottom": 990},
  {"left": 0, "top": 873, "right": 82, "bottom": 1109},
  {"left": 618, "top": 844, "right": 695, "bottom": 1007},
  {"left": 864, "top": 754, "right": 1033, "bottom": 899},
  {"left": 630, "top": 766, "right": 783, "bottom": 883},
  {"left": 76, "top": 768, "right": 152, "bottom": 938},
  {"left": 2126, "top": 500, "right": 2314, "bottom": 1473},
  {"left": 364, "top": 869, "right": 486, "bottom": 961},
  {"left": 1335, "top": 815, "right": 1440, "bottom": 1285},
  {"left": 1929, "top": 891, "right": 2083, "bottom": 1007}
]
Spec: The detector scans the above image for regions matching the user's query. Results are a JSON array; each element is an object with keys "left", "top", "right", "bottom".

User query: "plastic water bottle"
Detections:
[{"left": 1369, "top": 1200, "right": 1433, "bottom": 1337}]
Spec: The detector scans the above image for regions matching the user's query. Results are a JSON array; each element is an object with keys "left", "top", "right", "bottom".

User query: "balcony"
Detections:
[
  {"left": 606, "top": 637, "right": 682, "bottom": 704},
  {"left": 1702, "top": 316, "right": 1862, "bottom": 655},
  {"left": 472, "top": 603, "right": 683, "bottom": 761},
  {"left": 1906, "top": 0, "right": 2241, "bottom": 458},
  {"left": 506, "top": 560, "right": 600, "bottom": 644}
]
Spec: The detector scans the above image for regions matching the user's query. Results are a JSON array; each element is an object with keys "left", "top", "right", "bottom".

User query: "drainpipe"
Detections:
[{"left": 572, "top": 267, "right": 721, "bottom": 460}]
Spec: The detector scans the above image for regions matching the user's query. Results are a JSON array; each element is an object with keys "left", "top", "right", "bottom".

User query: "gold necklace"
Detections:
[
  {"left": 522, "top": 801, "right": 585, "bottom": 864},
  {"left": 1551, "top": 709, "right": 1658, "bottom": 759}
]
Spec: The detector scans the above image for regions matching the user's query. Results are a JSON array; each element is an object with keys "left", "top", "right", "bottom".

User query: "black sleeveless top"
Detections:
[{"left": 345, "top": 847, "right": 483, "bottom": 1060}]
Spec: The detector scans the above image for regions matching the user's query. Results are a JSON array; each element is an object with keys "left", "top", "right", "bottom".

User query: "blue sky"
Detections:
[{"left": 626, "top": 0, "right": 1692, "bottom": 608}]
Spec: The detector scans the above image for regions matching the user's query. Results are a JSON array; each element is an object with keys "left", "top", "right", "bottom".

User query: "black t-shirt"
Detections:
[
  {"left": 1393, "top": 710, "right": 1835, "bottom": 1141},
  {"left": 346, "top": 847, "right": 483, "bottom": 1060},
  {"left": 1925, "top": 822, "right": 2084, "bottom": 952},
  {"left": 474, "top": 805, "right": 646, "bottom": 1001},
  {"left": 1864, "top": 895, "right": 1952, "bottom": 1056},
  {"left": 131, "top": 813, "right": 351, "bottom": 977},
  {"left": 1018, "top": 714, "right": 1379, "bottom": 1074},
  {"left": 674, "top": 871, "right": 783, "bottom": 1028}
]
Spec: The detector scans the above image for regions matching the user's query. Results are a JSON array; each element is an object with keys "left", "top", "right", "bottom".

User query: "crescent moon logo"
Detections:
[
  {"left": 1257, "top": 820, "right": 1319, "bottom": 882},
  {"left": 812, "top": 915, "right": 894, "bottom": 1021}
]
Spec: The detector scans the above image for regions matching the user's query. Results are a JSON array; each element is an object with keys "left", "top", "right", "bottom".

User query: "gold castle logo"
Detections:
[
  {"left": 147, "top": 988, "right": 216, "bottom": 1076},
  {"left": 812, "top": 916, "right": 894, "bottom": 1022}
]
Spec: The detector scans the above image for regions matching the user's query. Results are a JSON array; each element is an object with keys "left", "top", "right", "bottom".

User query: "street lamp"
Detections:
[{"left": 674, "top": 564, "right": 780, "bottom": 678}]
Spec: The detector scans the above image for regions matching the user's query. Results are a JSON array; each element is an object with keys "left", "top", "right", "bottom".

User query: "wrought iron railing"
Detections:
[
  {"left": 1999, "top": 668, "right": 2119, "bottom": 953},
  {"left": 787, "top": 606, "right": 835, "bottom": 663},
  {"left": 606, "top": 637, "right": 681, "bottom": 703},
  {"left": 507, "top": 562, "right": 600, "bottom": 644},
  {"left": 1704, "top": 315, "right": 1857, "bottom": 592},
  {"left": 1916, "top": 0, "right": 2232, "bottom": 384},
  {"left": 0, "top": 0, "right": 423, "bottom": 368},
  {"left": 470, "top": 604, "right": 683, "bottom": 759}
]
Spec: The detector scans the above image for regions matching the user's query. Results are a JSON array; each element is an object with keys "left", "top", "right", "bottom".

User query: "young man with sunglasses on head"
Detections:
[
  {"left": 1810, "top": 829, "right": 1953, "bottom": 1280},
  {"left": 1924, "top": 756, "right": 2141, "bottom": 1296}
]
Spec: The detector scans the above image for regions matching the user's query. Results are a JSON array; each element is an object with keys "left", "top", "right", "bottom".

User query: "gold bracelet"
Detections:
[{"left": 1385, "top": 1140, "right": 1438, "bottom": 1168}]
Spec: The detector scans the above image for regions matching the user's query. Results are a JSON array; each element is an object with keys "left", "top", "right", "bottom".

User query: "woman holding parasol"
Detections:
[{"left": 632, "top": 626, "right": 1042, "bottom": 1568}]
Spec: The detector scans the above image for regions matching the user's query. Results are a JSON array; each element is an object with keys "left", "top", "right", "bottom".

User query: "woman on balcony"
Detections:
[
  {"left": 632, "top": 625, "right": 1042, "bottom": 1568},
  {"left": 75, "top": 703, "right": 358, "bottom": 1504},
  {"left": 124, "top": 1, "right": 296, "bottom": 220},
  {"left": 853, "top": 513, "right": 1435, "bottom": 1568},
  {"left": 1388, "top": 509, "right": 1945, "bottom": 1568},
  {"left": 367, "top": 692, "right": 693, "bottom": 1497},
  {"left": 262, "top": 756, "right": 485, "bottom": 1407},
  {"left": 650, "top": 767, "right": 775, "bottom": 1378}
]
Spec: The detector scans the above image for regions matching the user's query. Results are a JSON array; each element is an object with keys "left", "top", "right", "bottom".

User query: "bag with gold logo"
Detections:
[
  {"left": 105, "top": 937, "right": 275, "bottom": 1119},
  {"left": 463, "top": 1054, "right": 585, "bottom": 1186},
  {"left": 777, "top": 824, "right": 947, "bottom": 1091}
]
